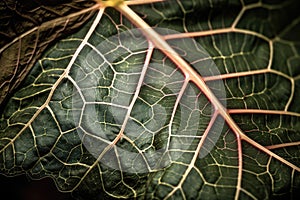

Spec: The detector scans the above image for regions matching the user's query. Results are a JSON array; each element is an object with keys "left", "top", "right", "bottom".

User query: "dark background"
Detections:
[{"left": 0, "top": 174, "right": 75, "bottom": 200}]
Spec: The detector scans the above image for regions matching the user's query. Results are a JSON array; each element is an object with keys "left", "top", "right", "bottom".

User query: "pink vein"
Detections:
[
  {"left": 265, "top": 142, "right": 300, "bottom": 150},
  {"left": 229, "top": 109, "right": 300, "bottom": 117},
  {"left": 115, "top": 3, "right": 247, "bottom": 198},
  {"left": 114, "top": 1, "right": 300, "bottom": 190},
  {"left": 230, "top": 109, "right": 300, "bottom": 150},
  {"left": 203, "top": 69, "right": 293, "bottom": 83},
  {"left": 163, "top": 28, "right": 271, "bottom": 42}
]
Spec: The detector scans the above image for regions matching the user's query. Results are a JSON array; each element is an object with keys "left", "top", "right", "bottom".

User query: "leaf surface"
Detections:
[
  {"left": 0, "top": 0, "right": 96, "bottom": 106},
  {"left": 1, "top": 0, "right": 300, "bottom": 199}
]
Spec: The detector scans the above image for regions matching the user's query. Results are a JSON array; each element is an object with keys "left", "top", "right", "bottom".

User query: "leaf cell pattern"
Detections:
[{"left": 0, "top": 0, "right": 300, "bottom": 200}]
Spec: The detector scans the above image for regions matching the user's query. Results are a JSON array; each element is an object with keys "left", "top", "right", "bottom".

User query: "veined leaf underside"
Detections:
[
  {"left": 0, "top": 0, "right": 98, "bottom": 107},
  {"left": 0, "top": 0, "right": 300, "bottom": 200}
]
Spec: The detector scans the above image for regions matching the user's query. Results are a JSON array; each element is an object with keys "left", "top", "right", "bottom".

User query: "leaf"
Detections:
[
  {"left": 0, "top": 0, "right": 97, "bottom": 107},
  {"left": 1, "top": 0, "right": 300, "bottom": 199}
]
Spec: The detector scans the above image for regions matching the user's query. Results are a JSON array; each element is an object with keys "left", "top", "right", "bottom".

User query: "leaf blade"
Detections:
[{"left": 0, "top": 0, "right": 300, "bottom": 199}]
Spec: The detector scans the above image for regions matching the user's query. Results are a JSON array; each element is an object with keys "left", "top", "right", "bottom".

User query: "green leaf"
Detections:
[{"left": 1, "top": 0, "right": 300, "bottom": 199}]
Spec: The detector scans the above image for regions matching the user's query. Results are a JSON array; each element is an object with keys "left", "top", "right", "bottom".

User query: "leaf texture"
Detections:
[
  {"left": 0, "top": 0, "right": 96, "bottom": 106},
  {"left": 1, "top": 0, "right": 300, "bottom": 199}
]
